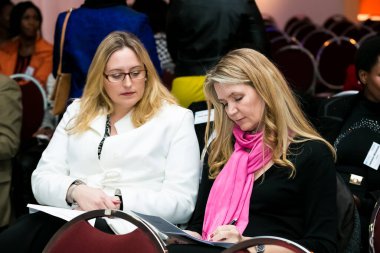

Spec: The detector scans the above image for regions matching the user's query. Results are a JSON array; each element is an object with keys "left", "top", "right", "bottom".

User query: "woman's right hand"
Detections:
[{"left": 72, "top": 184, "right": 121, "bottom": 211}]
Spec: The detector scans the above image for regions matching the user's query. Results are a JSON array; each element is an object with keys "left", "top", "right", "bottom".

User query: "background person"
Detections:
[
  {"left": 0, "top": 31, "right": 200, "bottom": 253},
  {"left": 0, "top": 74, "right": 22, "bottom": 233},
  {"left": 0, "top": 1, "right": 52, "bottom": 87},
  {"left": 53, "top": 0, "right": 161, "bottom": 100},
  {"left": 132, "top": 0, "right": 174, "bottom": 89},
  {"left": 317, "top": 35, "right": 380, "bottom": 253},
  {"left": 166, "top": 0, "right": 270, "bottom": 108}
]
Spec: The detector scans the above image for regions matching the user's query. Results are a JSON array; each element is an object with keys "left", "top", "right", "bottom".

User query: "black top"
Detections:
[
  {"left": 187, "top": 140, "right": 337, "bottom": 253},
  {"left": 166, "top": 0, "right": 270, "bottom": 76},
  {"left": 317, "top": 93, "right": 380, "bottom": 252},
  {"left": 334, "top": 97, "right": 380, "bottom": 170},
  {"left": 318, "top": 93, "right": 380, "bottom": 215}
]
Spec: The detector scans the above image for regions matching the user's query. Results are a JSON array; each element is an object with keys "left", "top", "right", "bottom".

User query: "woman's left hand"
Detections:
[{"left": 209, "top": 225, "right": 244, "bottom": 243}]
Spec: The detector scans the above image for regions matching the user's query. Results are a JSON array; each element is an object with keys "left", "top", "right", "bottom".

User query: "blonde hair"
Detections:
[
  {"left": 204, "top": 48, "right": 335, "bottom": 178},
  {"left": 68, "top": 31, "right": 176, "bottom": 133}
]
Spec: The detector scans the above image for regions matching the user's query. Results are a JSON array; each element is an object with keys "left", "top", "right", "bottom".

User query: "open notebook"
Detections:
[{"left": 27, "top": 204, "right": 232, "bottom": 249}]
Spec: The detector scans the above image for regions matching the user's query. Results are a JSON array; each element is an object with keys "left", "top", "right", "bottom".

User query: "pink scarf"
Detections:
[{"left": 202, "top": 125, "right": 272, "bottom": 240}]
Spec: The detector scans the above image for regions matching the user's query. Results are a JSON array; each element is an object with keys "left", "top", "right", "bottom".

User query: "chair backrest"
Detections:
[
  {"left": 43, "top": 209, "right": 168, "bottom": 253},
  {"left": 323, "top": 14, "right": 348, "bottom": 30},
  {"left": 293, "top": 23, "right": 317, "bottom": 42},
  {"left": 302, "top": 28, "right": 335, "bottom": 57},
  {"left": 358, "top": 32, "right": 378, "bottom": 46},
  {"left": 328, "top": 20, "right": 355, "bottom": 36},
  {"left": 221, "top": 236, "right": 310, "bottom": 253},
  {"left": 342, "top": 25, "right": 374, "bottom": 42},
  {"left": 10, "top": 73, "right": 48, "bottom": 142},
  {"left": 265, "top": 26, "right": 286, "bottom": 42},
  {"left": 272, "top": 45, "right": 317, "bottom": 94},
  {"left": 369, "top": 198, "right": 380, "bottom": 253},
  {"left": 269, "top": 35, "right": 298, "bottom": 55},
  {"left": 262, "top": 14, "right": 277, "bottom": 28},
  {"left": 284, "top": 16, "right": 312, "bottom": 36},
  {"left": 333, "top": 90, "right": 359, "bottom": 97},
  {"left": 316, "top": 36, "right": 358, "bottom": 90}
]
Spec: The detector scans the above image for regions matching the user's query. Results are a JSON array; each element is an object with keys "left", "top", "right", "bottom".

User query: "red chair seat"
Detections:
[{"left": 43, "top": 209, "right": 167, "bottom": 253}]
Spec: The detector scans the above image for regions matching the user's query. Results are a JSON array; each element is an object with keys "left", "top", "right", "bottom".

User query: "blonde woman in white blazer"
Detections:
[{"left": 0, "top": 31, "right": 200, "bottom": 253}]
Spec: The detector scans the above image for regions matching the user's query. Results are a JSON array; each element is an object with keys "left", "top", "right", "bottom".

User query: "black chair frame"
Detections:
[{"left": 222, "top": 236, "right": 310, "bottom": 253}]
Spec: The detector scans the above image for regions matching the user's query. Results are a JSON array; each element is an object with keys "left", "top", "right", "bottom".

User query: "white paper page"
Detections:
[
  {"left": 27, "top": 204, "right": 96, "bottom": 226},
  {"left": 28, "top": 204, "right": 85, "bottom": 221}
]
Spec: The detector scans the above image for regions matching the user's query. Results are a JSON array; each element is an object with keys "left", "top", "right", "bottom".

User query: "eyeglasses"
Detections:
[{"left": 103, "top": 68, "right": 147, "bottom": 83}]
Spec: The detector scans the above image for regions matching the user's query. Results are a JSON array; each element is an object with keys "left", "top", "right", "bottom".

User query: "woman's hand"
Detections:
[
  {"left": 72, "top": 184, "right": 121, "bottom": 211},
  {"left": 209, "top": 225, "right": 245, "bottom": 243},
  {"left": 33, "top": 127, "right": 54, "bottom": 140},
  {"left": 183, "top": 230, "right": 202, "bottom": 239}
]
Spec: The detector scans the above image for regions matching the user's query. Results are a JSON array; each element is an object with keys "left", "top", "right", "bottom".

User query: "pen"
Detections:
[{"left": 228, "top": 218, "right": 237, "bottom": 225}]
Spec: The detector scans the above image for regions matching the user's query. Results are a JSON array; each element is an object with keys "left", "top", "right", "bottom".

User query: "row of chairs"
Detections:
[
  {"left": 265, "top": 14, "right": 379, "bottom": 96},
  {"left": 283, "top": 14, "right": 380, "bottom": 42},
  {"left": 41, "top": 199, "right": 380, "bottom": 253},
  {"left": 269, "top": 36, "right": 359, "bottom": 95}
]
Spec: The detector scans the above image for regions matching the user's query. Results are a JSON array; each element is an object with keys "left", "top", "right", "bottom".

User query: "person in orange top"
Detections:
[{"left": 0, "top": 1, "right": 52, "bottom": 88}]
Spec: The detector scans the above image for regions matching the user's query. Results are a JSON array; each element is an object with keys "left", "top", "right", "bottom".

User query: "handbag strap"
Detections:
[{"left": 57, "top": 8, "right": 73, "bottom": 75}]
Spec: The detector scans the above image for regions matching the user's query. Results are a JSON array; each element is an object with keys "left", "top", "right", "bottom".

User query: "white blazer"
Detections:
[{"left": 32, "top": 100, "right": 200, "bottom": 224}]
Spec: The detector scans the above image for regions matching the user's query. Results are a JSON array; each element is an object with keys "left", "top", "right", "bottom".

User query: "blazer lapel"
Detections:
[{"left": 89, "top": 114, "right": 107, "bottom": 135}]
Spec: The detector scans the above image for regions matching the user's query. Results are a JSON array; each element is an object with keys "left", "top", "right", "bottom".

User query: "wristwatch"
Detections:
[
  {"left": 255, "top": 244, "right": 265, "bottom": 253},
  {"left": 66, "top": 180, "right": 85, "bottom": 205}
]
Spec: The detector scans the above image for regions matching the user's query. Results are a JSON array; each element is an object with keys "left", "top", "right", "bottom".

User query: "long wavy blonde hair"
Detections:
[
  {"left": 204, "top": 48, "right": 335, "bottom": 179},
  {"left": 68, "top": 31, "right": 177, "bottom": 133}
]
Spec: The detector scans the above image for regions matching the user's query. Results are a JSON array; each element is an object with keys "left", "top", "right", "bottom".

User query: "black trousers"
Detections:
[
  {"left": 0, "top": 212, "right": 66, "bottom": 253},
  {"left": 167, "top": 244, "right": 224, "bottom": 253}
]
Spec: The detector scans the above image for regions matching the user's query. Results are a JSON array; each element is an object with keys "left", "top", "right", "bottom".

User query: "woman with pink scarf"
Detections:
[{"left": 169, "top": 48, "right": 337, "bottom": 253}]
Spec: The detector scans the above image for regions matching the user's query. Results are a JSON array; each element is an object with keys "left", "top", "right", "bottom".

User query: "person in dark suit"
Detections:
[
  {"left": 166, "top": 0, "right": 270, "bottom": 108},
  {"left": 0, "top": 74, "right": 22, "bottom": 232}
]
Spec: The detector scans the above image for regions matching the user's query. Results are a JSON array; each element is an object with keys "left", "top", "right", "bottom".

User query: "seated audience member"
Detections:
[
  {"left": 0, "top": 0, "right": 14, "bottom": 44},
  {"left": 0, "top": 31, "right": 200, "bottom": 253},
  {"left": 169, "top": 48, "right": 337, "bottom": 253},
  {"left": 317, "top": 35, "right": 380, "bottom": 253},
  {"left": 0, "top": 74, "right": 22, "bottom": 232},
  {"left": 0, "top": 1, "right": 52, "bottom": 87},
  {"left": 53, "top": 0, "right": 161, "bottom": 100}
]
